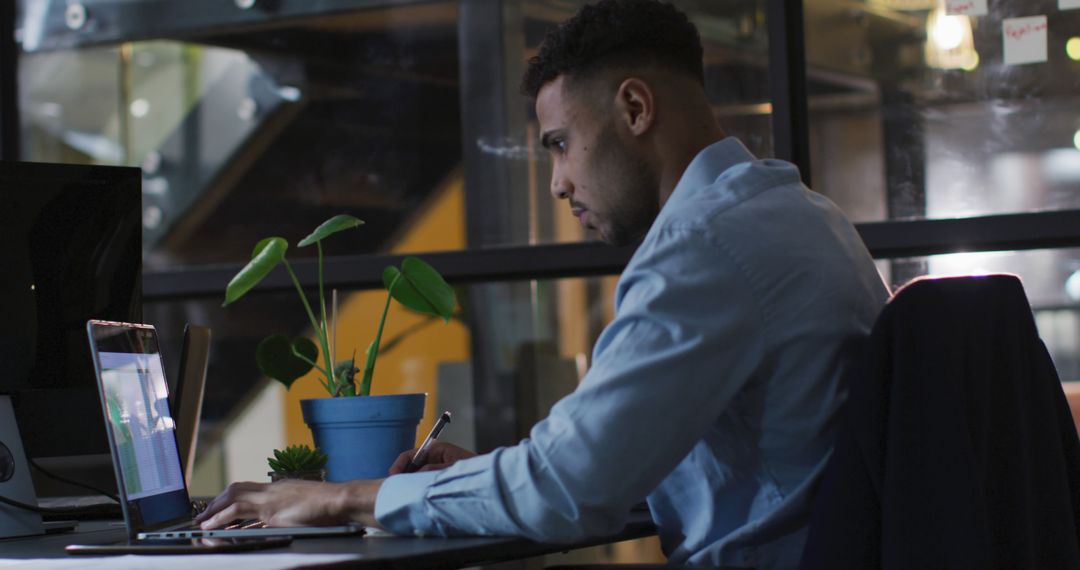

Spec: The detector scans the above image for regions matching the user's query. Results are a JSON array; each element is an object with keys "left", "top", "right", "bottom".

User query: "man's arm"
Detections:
[
  {"left": 196, "top": 441, "right": 477, "bottom": 529},
  {"left": 375, "top": 228, "right": 766, "bottom": 541},
  {"left": 197, "top": 229, "right": 764, "bottom": 537}
]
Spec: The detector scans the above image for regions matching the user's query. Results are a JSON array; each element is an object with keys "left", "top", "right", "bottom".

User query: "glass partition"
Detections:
[
  {"left": 18, "top": 1, "right": 463, "bottom": 269},
  {"left": 17, "top": 0, "right": 774, "bottom": 264},
  {"left": 805, "top": 0, "right": 1080, "bottom": 223}
]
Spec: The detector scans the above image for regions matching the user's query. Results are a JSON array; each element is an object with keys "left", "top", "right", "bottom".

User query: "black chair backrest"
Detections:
[{"left": 801, "top": 274, "right": 1080, "bottom": 569}]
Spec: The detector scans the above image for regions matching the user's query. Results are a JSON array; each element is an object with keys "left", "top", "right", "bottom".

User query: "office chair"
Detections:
[{"left": 800, "top": 274, "right": 1080, "bottom": 568}]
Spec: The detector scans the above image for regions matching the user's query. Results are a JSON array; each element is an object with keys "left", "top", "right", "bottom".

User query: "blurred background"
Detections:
[{"left": 6, "top": 0, "right": 1080, "bottom": 564}]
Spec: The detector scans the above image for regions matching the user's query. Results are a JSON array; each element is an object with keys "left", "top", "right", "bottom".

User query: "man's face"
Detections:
[{"left": 536, "top": 77, "right": 659, "bottom": 246}]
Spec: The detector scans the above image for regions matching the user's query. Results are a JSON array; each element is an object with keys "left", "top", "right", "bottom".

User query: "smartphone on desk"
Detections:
[{"left": 65, "top": 536, "right": 293, "bottom": 555}]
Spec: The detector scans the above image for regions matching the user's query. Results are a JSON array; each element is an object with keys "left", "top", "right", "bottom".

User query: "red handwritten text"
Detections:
[
  {"left": 947, "top": 0, "right": 975, "bottom": 13},
  {"left": 1005, "top": 21, "right": 1048, "bottom": 41}
]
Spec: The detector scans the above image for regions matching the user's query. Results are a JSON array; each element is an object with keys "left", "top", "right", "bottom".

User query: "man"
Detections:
[{"left": 196, "top": 1, "right": 889, "bottom": 566}]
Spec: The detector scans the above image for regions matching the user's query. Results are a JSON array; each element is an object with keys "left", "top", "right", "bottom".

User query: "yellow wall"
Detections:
[{"left": 284, "top": 173, "right": 470, "bottom": 446}]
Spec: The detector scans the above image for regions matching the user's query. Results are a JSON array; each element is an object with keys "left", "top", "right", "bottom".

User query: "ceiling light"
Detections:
[
  {"left": 925, "top": 7, "right": 978, "bottom": 70},
  {"left": 932, "top": 14, "right": 966, "bottom": 50},
  {"left": 129, "top": 98, "right": 150, "bottom": 118},
  {"left": 1067, "top": 270, "right": 1080, "bottom": 302},
  {"left": 1068, "top": 37, "right": 1080, "bottom": 61}
]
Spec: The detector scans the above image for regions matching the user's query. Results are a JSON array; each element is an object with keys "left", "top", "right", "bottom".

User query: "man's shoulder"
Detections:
[{"left": 655, "top": 160, "right": 807, "bottom": 238}]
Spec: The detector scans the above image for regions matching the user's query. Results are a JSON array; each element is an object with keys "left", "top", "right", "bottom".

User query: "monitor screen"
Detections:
[{"left": 0, "top": 161, "right": 142, "bottom": 461}]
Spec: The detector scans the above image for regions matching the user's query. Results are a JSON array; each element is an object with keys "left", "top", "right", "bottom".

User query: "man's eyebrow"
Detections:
[{"left": 539, "top": 129, "right": 565, "bottom": 150}]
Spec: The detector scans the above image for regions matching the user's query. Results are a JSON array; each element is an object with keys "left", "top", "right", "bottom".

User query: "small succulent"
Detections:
[{"left": 267, "top": 445, "right": 328, "bottom": 474}]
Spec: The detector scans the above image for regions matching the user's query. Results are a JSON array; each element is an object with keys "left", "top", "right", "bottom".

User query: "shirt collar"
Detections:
[{"left": 670, "top": 137, "right": 757, "bottom": 200}]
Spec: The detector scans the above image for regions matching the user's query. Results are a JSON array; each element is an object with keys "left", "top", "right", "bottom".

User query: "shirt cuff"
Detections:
[{"left": 374, "top": 470, "right": 441, "bottom": 536}]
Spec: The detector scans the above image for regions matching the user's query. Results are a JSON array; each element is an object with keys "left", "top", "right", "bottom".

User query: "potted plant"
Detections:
[
  {"left": 267, "top": 444, "right": 328, "bottom": 482},
  {"left": 223, "top": 214, "right": 455, "bottom": 481}
]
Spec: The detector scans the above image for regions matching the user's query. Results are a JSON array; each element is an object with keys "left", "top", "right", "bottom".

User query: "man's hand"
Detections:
[
  {"left": 194, "top": 479, "right": 384, "bottom": 530},
  {"left": 389, "top": 442, "right": 477, "bottom": 474}
]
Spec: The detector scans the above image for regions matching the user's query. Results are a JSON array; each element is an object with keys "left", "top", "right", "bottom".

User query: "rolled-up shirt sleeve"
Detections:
[{"left": 375, "top": 227, "right": 767, "bottom": 542}]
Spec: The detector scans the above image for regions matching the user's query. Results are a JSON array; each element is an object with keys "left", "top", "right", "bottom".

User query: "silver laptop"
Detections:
[{"left": 86, "top": 320, "right": 364, "bottom": 540}]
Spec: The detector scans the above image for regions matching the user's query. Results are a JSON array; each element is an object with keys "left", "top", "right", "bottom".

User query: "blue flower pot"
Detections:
[{"left": 300, "top": 394, "right": 426, "bottom": 482}]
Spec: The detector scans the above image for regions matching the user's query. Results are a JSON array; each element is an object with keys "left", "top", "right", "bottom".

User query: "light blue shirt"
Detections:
[{"left": 376, "top": 138, "right": 889, "bottom": 568}]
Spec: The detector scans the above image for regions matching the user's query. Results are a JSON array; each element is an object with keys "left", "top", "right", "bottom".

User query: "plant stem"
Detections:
[
  {"left": 290, "top": 344, "right": 332, "bottom": 393},
  {"left": 317, "top": 241, "right": 331, "bottom": 394},
  {"left": 360, "top": 273, "right": 400, "bottom": 396},
  {"left": 284, "top": 259, "right": 334, "bottom": 392}
]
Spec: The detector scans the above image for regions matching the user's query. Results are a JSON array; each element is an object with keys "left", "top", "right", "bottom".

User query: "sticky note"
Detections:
[
  {"left": 1061, "top": 0, "right": 1080, "bottom": 10},
  {"left": 1003, "top": 16, "right": 1048, "bottom": 65},
  {"left": 946, "top": 0, "right": 987, "bottom": 16}
]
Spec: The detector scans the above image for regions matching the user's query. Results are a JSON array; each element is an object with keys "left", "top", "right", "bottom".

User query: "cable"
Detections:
[
  {"left": 28, "top": 458, "right": 119, "bottom": 504},
  {"left": 0, "top": 493, "right": 104, "bottom": 516}
]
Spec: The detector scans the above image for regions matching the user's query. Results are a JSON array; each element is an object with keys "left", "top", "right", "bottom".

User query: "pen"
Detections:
[{"left": 404, "top": 411, "right": 451, "bottom": 473}]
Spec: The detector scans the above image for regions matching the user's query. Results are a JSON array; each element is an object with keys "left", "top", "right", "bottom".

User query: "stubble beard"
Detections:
[{"left": 594, "top": 124, "right": 660, "bottom": 246}]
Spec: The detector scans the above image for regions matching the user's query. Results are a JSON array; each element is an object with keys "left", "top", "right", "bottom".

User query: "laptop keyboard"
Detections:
[
  {"left": 226, "top": 519, "right": 268, "bottom": 530},
  {"left": 177, "top": 501, "right": 265, "bottom": 531},
  {"left": 173, "top": 518, "right": 266, "bottom": 532}
]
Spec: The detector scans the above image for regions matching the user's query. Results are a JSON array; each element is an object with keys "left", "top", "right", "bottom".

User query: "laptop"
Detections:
[
  {"left": 85, "top": 319, "right": 364, "bottom": 540},
  {"left": 40, "top": 323, "right": 207, "bottom": 521}
]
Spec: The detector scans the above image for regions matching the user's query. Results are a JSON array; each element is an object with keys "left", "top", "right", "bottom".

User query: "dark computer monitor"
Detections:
[{"left": 0, "top": 161, "right": 141, "bottom": 492}]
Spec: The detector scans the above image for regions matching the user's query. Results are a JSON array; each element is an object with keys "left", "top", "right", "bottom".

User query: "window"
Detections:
[
  {"left": 6, "top": 4, "right": 1080, "bottom": 558},
  {"left": 804, "top": 0, "right": 1080, "bottom": 223}
]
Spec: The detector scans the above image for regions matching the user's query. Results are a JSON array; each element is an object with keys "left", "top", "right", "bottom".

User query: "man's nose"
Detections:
[{"left": 550, "top": 167, "right": 573, "bottom": 200}]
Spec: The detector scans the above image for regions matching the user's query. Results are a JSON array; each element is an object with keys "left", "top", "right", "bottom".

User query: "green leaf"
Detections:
[
  {"left": 383, "top": 257, "right": 456, "bottom": 322},
  {"left": 267, "top": 445, "right": 328, "bottom": 473},
  {"left": 256, "top": 335, "right": 318, "bottom": 389},
  {"left": 297, "top": 215, "right": 364, "bottom": 247},
  {"left": 223, "top": 237, "right": 288, "bottom": 306}
]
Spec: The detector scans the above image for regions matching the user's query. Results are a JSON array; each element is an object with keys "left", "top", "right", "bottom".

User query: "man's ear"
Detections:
[{"left": 614, "top": 77, "right": 656, "bottom": 137}]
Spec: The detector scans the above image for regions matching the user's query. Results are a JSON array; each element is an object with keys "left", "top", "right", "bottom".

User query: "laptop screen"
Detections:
[{"left": 87, "top": 321, "right": 192, "bottom": 533}]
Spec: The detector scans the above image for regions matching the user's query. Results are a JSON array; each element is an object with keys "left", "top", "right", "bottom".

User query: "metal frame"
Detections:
[
  {"left": 858, "top": 211, "right": 1080, "bottom": 259},
  {"left": 1, "top": 0, "right": 18, "bottom": 160},
  {"left": 456, "top": 0, "right": 533, "bottom": 449},
  {"left": 145, "top": 241, "right": 638, "bottom": 300},
  {"left": 18, "top": 0, "right": 439, "bottom": 53},
  {"left": 143, "top": 209, "right": 1080, "bottom": 300},
  {"left": 765, "top": 0, "right": 811, "bottom": 185}
]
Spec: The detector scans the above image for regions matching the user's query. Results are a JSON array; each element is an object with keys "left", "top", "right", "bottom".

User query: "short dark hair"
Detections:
[{"left": 521, "top": 0, "right": 704, "bottom": 99}]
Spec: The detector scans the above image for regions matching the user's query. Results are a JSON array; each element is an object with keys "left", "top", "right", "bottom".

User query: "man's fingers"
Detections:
[
  {"left": 388, "top": 443, "right": 477, "bottom": 475},
  {"left": 418, "top": 462, "right": 449, "bottom": 472},
  {"left": 389, "top": 448, "right": 419, "bottom": 474},
  {"left": 200, "top": 502, "right": 249, "bottom": 530},
  {"left": 195, "top": 482, "right": 265, "bottom": 525},
  {"left": 195, "top": 485, "right": 237, "bottom": 523}
]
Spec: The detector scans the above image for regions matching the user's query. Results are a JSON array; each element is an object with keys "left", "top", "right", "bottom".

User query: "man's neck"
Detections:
[{"left": 658, "top": 121, "right": 727, "bottom": 207}]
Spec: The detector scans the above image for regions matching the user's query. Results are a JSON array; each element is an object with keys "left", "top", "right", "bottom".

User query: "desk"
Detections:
[{"left": 0, "top": 512, "right": 657, "bottom": 569}]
